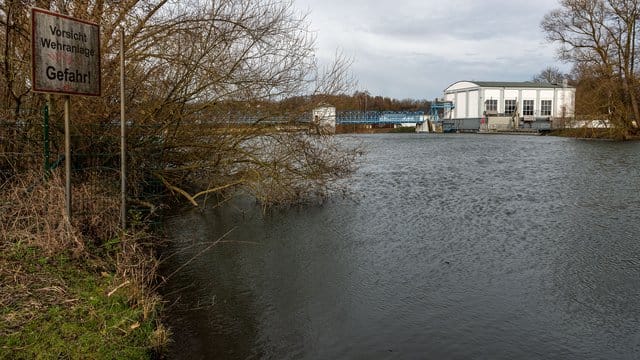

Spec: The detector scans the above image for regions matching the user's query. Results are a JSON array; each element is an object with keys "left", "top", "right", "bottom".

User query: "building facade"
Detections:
[
  {"left": 311, "top": 104, "right": 337, "bottom": 134},
  {"left": 442, "top": 81, "right": 576, "bottom": 132}
]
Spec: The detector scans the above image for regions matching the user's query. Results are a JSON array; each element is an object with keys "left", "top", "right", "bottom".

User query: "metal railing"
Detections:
[{"left": 337, "top": 111, "right": 425, "bottom": 125}]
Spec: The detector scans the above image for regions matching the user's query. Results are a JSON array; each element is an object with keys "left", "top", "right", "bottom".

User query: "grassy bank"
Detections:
[
  {"left": 549, "top": 127, "right": 640, "bottom": 140},
  {"left": 0, "top": 172, "right": 168, "bottom": 359},
  {"left": 389, "top": 126, "right": 418, "bottom": 133}
]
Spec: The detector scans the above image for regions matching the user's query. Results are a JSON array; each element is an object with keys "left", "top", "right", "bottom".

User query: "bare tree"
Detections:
[
  {"left": 532, "top": 66, "right": 569, "bottom": 84},
  {"left": 542, "top": 0, "right": 640, "bottom": 131},
  {"left": 0, "top": 0, "right": 357, "bottom": 206},
  {"left": 1, "top": 1, "right": 35, "bottom": 118}
]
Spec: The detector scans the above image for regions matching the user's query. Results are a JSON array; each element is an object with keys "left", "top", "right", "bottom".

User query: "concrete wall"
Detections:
[
  {"left": 555, "top": 88, "right": 575, "bottom": 117},
  {"left": 443, "top": 118, "right": 481, "bottom": 132},
  {"left": 487, "top": 116, "right": 513, "bottom": 130}
]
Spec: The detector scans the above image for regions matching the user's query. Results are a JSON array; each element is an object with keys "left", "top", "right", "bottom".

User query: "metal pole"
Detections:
[
  {"left": 120, "top": 28, "right": 127, "bottom": 229},
  {"left": 43, "top": 103, "right": 50, "bottom": 178},
  {"left": 64, "top": 95, "right": 71, "bottom": 220}
]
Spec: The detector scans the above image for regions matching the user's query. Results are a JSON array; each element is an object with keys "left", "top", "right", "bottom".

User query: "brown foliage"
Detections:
[
  {"left": 1, "top": 171, "right": 85, "bottom": 256},
  {"left": 542, "top": 0, "right": 640, "bottom": 130},
  {"left": 1, "top": 0, "right": 358, "bottom": 207}
]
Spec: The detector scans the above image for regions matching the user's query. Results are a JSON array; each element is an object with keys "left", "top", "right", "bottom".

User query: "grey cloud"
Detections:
[{"left": 297, "top": 0, "right": 565, "bottom": 99}]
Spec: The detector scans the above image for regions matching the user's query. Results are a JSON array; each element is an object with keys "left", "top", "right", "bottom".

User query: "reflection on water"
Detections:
[{"left": 162, "top": 134, "right": 640, "bottom": 359}]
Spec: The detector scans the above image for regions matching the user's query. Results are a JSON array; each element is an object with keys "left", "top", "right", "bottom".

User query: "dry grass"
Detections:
[
  {"left": 115, "top": 230, "right": 164, "bottom": 321},
  {"left": 0, "top": 172, "right": 85, "bottom": 257},
  {"left": 0, "top": 170, "right": 168, "bottom": 357}
]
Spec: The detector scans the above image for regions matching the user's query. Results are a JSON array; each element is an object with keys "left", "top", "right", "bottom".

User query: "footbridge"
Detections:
[{"left": 336, "top": 111, "right": 425, "bottom": 125}]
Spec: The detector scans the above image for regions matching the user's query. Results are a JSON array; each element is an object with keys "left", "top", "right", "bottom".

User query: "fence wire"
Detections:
[{"left": 1, "top": 106, "right": 163, "bottom": 222}]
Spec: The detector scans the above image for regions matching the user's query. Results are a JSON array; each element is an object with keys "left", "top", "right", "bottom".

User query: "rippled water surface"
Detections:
[{"left": 163, "top": 134, "right": 640, "bottom": 359}]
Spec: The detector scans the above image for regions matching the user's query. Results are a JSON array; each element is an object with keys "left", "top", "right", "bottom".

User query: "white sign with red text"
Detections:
[{"left": 31, "top": 8, "right": 101, "bottom": 96}]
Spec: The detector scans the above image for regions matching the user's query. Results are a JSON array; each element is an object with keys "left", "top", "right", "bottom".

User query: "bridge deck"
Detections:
[{"left": 336, "top": 111, "right": 425, "bottom": 125}]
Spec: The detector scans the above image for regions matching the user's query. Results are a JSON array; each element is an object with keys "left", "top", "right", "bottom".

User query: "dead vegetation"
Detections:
[
  {"left": 0, "top": 0, "right": 359, "bottom": 356},
  {"left": 0, "top": 171, "right": 168, "bottom": 357}
]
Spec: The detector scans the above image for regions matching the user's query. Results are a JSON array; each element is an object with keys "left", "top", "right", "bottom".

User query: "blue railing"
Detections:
[{"left": 336, "top": 111, "right": 425, "bottom": 125}]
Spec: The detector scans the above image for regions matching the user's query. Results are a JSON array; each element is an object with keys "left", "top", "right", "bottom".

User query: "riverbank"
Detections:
[
  {"left": 335, "top": 124, "right": 415, "bottom": 134},
  {"left": 0, "top": 172, "right": 168, "bottom": 358},
  {"left": 549, "top": 127, "right": 640, "bottom": 140}
]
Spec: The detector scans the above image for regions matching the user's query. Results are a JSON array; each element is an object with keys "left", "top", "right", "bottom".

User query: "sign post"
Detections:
[
  {"left": 120, "top": 28, "right": 126, "bottom": 229},
  {"left": 32, "top": 8, "right": 101, "bottom": 220},
  {"left": 64, "top": 95, "right": 71, "bottom": 216}
]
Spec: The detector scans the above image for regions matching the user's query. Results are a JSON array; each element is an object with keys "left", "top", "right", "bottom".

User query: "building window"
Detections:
[
  {"left": 485, "top": 99, "right": 497, "bottom": 113},
  {"left": 523, "top": 100, "right": 534, "bottom": 116},
  {"left": 541, "top": 100, "right": 552, "bottom": 116},
  {"left": 504, "top": 99, "right": 517, "bottom": 115}
]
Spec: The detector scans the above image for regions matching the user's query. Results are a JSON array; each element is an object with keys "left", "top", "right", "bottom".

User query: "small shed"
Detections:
[{"left": 311, "top": 104, "right": 336, "bottom": 134}]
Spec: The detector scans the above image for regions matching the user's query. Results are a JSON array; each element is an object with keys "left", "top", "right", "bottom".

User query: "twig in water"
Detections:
[{"left": 163, "top": 227, "right": 236, "bottom": 282}]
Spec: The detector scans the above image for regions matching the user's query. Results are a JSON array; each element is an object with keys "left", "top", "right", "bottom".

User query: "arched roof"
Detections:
[{"left": 444, "top": 80, "right": 571, "bottom": 93}]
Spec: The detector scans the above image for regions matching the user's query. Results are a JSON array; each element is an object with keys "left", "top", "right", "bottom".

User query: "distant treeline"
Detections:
[{"left": 279, "top": 92, "right": 431, "bottom": 112}]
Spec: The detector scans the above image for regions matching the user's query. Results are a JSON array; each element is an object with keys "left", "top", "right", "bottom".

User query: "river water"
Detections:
[{"left": 162, "top": 134, "right": 640, "bottom": 359}]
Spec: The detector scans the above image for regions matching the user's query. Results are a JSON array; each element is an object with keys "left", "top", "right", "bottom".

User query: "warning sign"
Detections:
[{"left": 31, "top": 8, "right": 101, "bottom": 96}]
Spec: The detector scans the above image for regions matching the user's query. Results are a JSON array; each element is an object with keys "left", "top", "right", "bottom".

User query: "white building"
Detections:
[
  {"left": 311, "top": 104, "right": 336, "bottom": 134},
  {"left": 442, "top": 81, "right": 576, "bottom": 132}
]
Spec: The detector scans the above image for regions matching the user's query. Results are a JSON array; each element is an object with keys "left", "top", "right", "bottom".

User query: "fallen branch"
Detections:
[{"left": 155, "top": 172, "right": 243, "bottom": 206}]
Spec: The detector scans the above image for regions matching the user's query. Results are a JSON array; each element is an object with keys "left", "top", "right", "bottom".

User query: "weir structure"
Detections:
[
  {"left": 428, "top": 101, "right": 455, "bottom": 123},
  {"left": 336, "top": 111, "right": 425, "bottom": 125},
  {"left": 415, "top": 100, "right": 455, "bottom": 132}
]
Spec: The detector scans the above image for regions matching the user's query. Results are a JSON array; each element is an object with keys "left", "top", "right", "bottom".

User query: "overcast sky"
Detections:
[{"left": 295, "top": 0, "right": 567, "bottom": 100}]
